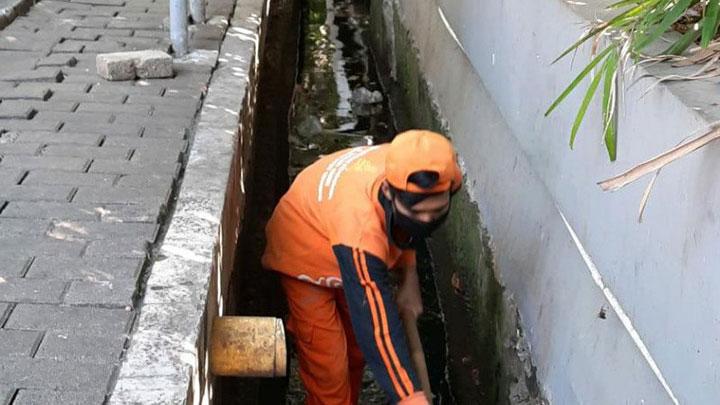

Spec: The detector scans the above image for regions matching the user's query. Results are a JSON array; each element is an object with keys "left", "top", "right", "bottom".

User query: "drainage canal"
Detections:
[{"left": 218, "top": 0, "right": 494, "bottom": 403}]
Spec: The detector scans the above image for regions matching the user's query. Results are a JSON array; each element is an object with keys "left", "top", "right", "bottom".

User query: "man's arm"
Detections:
[
  {"left": 332, "top": 244, "right": 429, "bottom": 405},
  {"left": 395, "top": 263, "right": 423, "bottom": 320}
]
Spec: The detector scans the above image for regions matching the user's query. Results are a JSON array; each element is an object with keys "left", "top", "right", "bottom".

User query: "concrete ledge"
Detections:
[
  {"left": 0, "top": 0, "right": 34, "bottom": 30},
  {"left": 108, "top": 1, "right": 266, "bottom": 404},
  {"left": 377, "top": 0, "right": 720, "bottom": 403}
]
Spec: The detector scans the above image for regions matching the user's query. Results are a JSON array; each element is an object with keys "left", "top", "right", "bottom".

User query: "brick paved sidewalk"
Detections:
[{"left": 0, "top": 0, "right": 233, "bottom": 402}]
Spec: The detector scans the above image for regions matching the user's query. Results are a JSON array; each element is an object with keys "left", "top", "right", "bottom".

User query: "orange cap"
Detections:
[{"left": 385, "top": 130, "right": 462, "bottom": 194}]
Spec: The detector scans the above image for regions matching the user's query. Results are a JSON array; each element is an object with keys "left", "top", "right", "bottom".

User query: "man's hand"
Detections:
[{"left": 395, "top": 264, "right": 423, "bottom": 320}]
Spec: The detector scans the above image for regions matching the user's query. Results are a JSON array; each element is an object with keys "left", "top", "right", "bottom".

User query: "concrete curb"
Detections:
[
  {"left": 0, "top": 0, "right": 34, "bottom": 30},
  {"left": 108, "top": 1, "right": 266, "bottom": 403}
]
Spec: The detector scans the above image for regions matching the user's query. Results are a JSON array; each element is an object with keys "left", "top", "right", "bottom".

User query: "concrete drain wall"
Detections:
[{"left": 108, "top": 1, "right": 267, "bottom": 403}]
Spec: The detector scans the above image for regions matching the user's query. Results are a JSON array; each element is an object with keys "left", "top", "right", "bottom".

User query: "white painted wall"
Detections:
[{"left": 390, "top": 0, "right": 720, "bottom": 403}]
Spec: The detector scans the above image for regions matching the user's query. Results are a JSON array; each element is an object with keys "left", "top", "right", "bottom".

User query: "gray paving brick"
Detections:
[
  {"left": 9, "top": 131, "right": 103, "bottom": 146},
  {"left": 107, "top": 18, "right": 162, "bottom": 30},
  {"left": 76, "top": 102, "right": 151, "bottom": 115},
  {"left": 0, "top": 218, "right": 52, "bottom": 236},
  {"left": 0, "top": 278, "right": 66, "bottom": 304},
  {"left": 89, "top": 159, "right": 179, "bottom": 175},
  {"left": 133, "top": 29, "right": 167, "bottom": 38},
  {"left": 0, "top": 167, "right": 25, "bottom": 186},
  {"left": 12, "top": 389, "right": 106, "bottom": 405},
  {"left": 103, "top": 136, "right": 186, "bottom": 151},
  {"left": 0, "top": 359, "right": 116, "bottom": 391},
  {"left": 22, "top": 170, "right": 117, "bottom": 186},
  {"left": 123, "top": 37, "right": 169, "bottom": 52},
  {"left": 0, "top": 256, "right": 31, "bottom": 278},
  {"left": 141, "top": 126, "right": 189, "bottom": 139},
  {"left": 35, "top": 54, "right": 79, "bottom": 67},
  {"left": 115, "top": 173, "right": 174, "bottom": 190},
  {"left": 34, "top": 110, "right": 114, "bottom": 124},
  {"left": 114, "top": 113, "right": 194, "bottom": 129},
  {"left": 84, "top": 237, "right": 148, "bottom": 258},
  {"left": 0, "top": 86, "right": 51, "bottom": 100},
  {"left": 0, "top": 303, "right": 10, "bottom": 325},
  {"left": 26, "top": 257, "right": 143, "bottom": 280},
  {"left": 0, "top": 68, "right": 64, "bottom": 83},
  {"left": 0, "top": 119, "right": 62, "bottom": 132},
  {"left": 92, "top": 83, "right": 165, "bottom": 97},
  {"left": 0, "top": 142, "right": 41, "bottom": 155},
  {"left": 52, "top": 40, "right": 85, "bottom": 53},
  {"left": 0, "top": 185, "right": 74, "bottom": 202},
  {"left": 49, "top": 220, "right": 158, "bottom": 241},
  {"left": 0, "top": 386, "right": 14, "bottom": 405},
  {"left": 0, "top": 237, "right": 85, "bottom": 257},
  {"left": 151, "top": 103, "right": 202, "bottom": 117},
  {"left": 80, "top": 39, "right": 125, "bottom": 53},
  {"left": 60, "top": 122, "right": 142, "bottom": 137},
  {"left": 125, "top": 94, "right": 201, "bottom": 109},
  {"left": 73, "top": 0, "right": 126, "bottom": 6},
  {"left": 72, "top": 27, "right": 131, "bottom": 39},
  {"left": 0, "top": 155, "right": 89, "bottom": 171},
  {"left": 5, "top": 304, "right": 133, "bottom": 334},
  {"left": 64, "top": 279, "right": 136, "bottom": 307},
  {"left": 99, "top": 202, "right": 163, "bottom": 222},
  {"left": 49, "top": 90, "right": 127, "bottom": 104},
  {"left": 73, "top": 186, "right": 170, "bottom": 207},
  {"left": 0, "top": 330, "right": 41, "bottom": 357},
  {"left": 36, "top": 331, "right": 126, "bottom": 363},
  {"left": 1, "top": 201, "right": 98, "bottom": 220},
  {"left": 14, "top": 82, "right": 92, "bottom": 96},
  {"left": 40, "top": 144, "right": 130, "bottom": 159},
  {"left": 72, "top": 16, "right": 113, "bottom": 28},
  {"left": 0, "top": 100, "right": 79, "bottom": 113},
  {"left": 0, "top": 101, "right": 35, "bottom": 119}
]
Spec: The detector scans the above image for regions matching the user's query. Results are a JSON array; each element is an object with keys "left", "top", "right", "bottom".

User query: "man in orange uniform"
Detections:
[{"left": 262, "top": 130, "right": 462, "bottom": 404}]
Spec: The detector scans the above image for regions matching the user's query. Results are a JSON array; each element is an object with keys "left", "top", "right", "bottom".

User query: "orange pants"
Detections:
[{"left": 282, "top": 276, "right": 365, "bottom": 405}]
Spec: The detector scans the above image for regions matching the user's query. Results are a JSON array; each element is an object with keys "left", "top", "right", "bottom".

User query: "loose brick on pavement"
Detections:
[
  {"left": 25, "top": 257, "right": 143, "bottom": 280},
  {"left": 0, "top": 330, "right": 42, "bottom": 357},
  {"left": 0, "top": 278, "right": 67, "bottom": 304},
  {"left": 12, "top": 389, "right": 107, "bottom": 405},
  {"left": 64, "top": 279, "right": 137, "bottom": 307},
  {"left": 0, "top": 358, "right": 116, "bottom": 391}
]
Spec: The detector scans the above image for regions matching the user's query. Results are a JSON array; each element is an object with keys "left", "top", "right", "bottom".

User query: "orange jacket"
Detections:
[
  {"left": 262, "top": 144, "right": 415, "bottom": 286},
  {"left": 262, "top": 145, "right": 424, "bottom": 403}
]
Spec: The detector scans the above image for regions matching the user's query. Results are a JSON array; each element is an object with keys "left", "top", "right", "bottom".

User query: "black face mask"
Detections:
[{"left": 379, "top": 189, "right": 450, "bottom": 248}]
